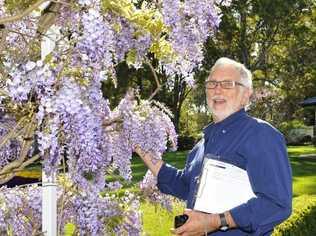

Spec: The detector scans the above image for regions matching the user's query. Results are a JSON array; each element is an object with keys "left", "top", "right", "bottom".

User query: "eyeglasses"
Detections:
[{"left": 205, "top": 80, "right": 245, "bottom": 89}]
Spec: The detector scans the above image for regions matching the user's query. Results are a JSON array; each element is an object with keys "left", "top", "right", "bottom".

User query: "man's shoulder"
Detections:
[
  {"left": 188, "top": 138, "right": 204, "bottom": 154},
  {"left": 247, "top": 116, "right": 284, "bottom": 138}
]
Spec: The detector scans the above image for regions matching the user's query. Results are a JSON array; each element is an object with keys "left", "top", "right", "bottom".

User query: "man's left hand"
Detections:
[{"left": 171, "top": 209, "right": 219, "bottom": 236}]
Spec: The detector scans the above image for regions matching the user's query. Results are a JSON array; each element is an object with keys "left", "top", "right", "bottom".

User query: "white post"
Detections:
[
  {"left": 42, "top": 171, "right": 57, "bottom": 236},
  {"left": 41, "top": 24, "right": 60, "bottom": 236}
]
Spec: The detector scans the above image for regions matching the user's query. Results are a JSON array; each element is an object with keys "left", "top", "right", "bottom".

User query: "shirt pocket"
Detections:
[{"left": 219, "top": 151, "right": 247, "bottom": 170}]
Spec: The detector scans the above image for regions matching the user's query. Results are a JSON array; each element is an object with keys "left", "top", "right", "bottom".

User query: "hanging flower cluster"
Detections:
[{"left": 0, "top": 0, "right": 230, "bottom": 234}]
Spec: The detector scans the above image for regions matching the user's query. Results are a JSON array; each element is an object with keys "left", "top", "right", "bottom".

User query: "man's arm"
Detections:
[
  {"left": 134, "top": 140, "right": 204, "bottom": 201},
  {"left": 134, "top": 146, "right": 163, "bottom": 177},
  {"left": 134, "top": 145, "right": 191, "bottom": 200},
  {"left": 229, "top": 125, "right": 292, "bottom": 233}
]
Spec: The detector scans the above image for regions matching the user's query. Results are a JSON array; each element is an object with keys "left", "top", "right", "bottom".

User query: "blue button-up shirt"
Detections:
[{"left": 157, "top": 109, "right": 292, "bottom": 235}]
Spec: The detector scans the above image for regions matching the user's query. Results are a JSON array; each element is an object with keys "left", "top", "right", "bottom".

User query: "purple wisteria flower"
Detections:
[
  {"left": 0, "top": 116, "right": 20, "bottom": 169},
  {"left": 0, "top": 0, "right": 228, "bottom": 234},
  {"left": 140, "top": 171, "right": 173, "bottom": 211},
  {"left": 0, "top": 185, "right": 41, "bottom": 235},
  {"left": 161, "top": 0, "right": 226, "bottom": 79}
]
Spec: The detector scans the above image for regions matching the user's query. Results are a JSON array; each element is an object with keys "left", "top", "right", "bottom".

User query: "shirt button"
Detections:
[{"left": 222, "top": 129, "right": 226, "bottom": 134}]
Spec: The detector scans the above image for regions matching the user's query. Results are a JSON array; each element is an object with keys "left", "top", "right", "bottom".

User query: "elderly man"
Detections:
[{"left": 136, "top": 57, "right": 292, "bottom": 235}]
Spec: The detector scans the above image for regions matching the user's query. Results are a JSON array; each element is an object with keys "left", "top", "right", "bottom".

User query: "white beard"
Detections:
[{"left": 207, "top": 95, "right": 244, "bottom": 123}]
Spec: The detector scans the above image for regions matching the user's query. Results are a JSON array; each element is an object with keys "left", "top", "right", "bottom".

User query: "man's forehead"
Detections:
[{"left": 208, "top": 65, "right": 241, "bottom": 80}]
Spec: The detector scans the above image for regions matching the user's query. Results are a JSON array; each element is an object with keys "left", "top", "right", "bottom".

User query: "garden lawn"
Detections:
[
  {"left": 130, "top": 151, "right": 188, "bottom": 183},
  {"left": 289, "top": 145, "right": 316, "bottom": 197},
  {"left": 287, "top": 145, "right": 316, "bottom": 157}
]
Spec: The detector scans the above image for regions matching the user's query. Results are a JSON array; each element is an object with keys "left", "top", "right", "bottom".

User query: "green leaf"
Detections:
[
  {"left": 149, "top": 38, "right": 175, "bottom": 61},
  {"left": 64, "top": 223, "right": 76, "bottom": 236},
  {"left": 126, "top": 49, "right": 137, "bottom": 65}
]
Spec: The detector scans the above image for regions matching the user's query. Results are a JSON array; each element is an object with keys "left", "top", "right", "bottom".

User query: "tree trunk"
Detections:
[{"left": 172, "top": 76, "right": 180, "bottom": 132}]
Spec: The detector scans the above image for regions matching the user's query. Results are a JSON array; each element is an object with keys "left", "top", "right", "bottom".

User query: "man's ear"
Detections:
[{"left": 241, "top": 88, "right": 252, "bottom": 106}]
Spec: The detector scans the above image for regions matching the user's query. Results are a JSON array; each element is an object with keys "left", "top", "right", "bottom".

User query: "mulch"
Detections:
[{"left": 0, "top": 176, "right": 41, "bottom": 188}]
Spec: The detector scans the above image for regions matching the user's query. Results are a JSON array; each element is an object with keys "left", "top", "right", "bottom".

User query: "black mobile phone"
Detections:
[{"left": 174, "top": 214, "right": 189, "bottom": 228}]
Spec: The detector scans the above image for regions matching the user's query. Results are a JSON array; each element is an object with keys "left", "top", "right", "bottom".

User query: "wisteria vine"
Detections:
[{"left": 0, "top": 0, "right": 231, "bottom": 235}]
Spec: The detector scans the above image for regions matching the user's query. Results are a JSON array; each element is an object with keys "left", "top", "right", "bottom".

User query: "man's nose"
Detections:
[{"left": 213, "top": 83, "right": 223, "bottom": 93}]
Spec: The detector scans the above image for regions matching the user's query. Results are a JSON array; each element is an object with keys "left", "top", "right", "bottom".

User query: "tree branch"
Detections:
[
  {"left": 0, "top": 26, "right": 9, "bottom": 53},
  {"left": 0, "top": 114, "right": 37, "bottom": 184},
  {"left": 0, "top": 116, "right": 27, "bottom": 148},
  {"left": 37, "top": 1, "right": 62, "bottom": 36},
  {"left": 252, "top": 23, "right": 280, "bottom": 71},
  {"left": 0, "top": 154, "right": 40, "bottom": 184},
  {"left": 0, "top": 89, "right": 8, "bottom": 97},
  {"left": 0, "top": 0, "right": 49, "bottom": 24},
  {"left": 183, "top": 87, "right": 192, "bottom": 101},
  {"left": 102, "top": 115, "right": 123, "bottom": 127},
  {"left": 146, "top": 60, "right": 161, "bottom": 101},
  {"left": 252, "top": 77, "right": 280, "bottom": 88}
]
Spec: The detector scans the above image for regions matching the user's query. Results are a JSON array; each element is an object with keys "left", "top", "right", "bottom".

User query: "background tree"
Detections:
[{"left": 189, "top": 0, "right": 316, "bottom": 132}]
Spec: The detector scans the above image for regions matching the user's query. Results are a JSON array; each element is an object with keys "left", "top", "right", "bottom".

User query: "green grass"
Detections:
[
  {"left": 289, "top": 146, "right": 316, "bottom": 197},
  {"left": 287, "top": 145, "right": 316, "bottom": 157},
  {"left": 291, "top": 155, "right": 316, "bottom": 197},
  {"left": 141, "top": 201, "right": 185, "bottom": 236},
  {"left": 130, "top": 151, "right": 188, "bottom": 183}
]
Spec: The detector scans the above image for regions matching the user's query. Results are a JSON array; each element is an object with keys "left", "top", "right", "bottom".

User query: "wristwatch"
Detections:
[{"left": 219, "top": 213, "right": 229, "bottom": 231}]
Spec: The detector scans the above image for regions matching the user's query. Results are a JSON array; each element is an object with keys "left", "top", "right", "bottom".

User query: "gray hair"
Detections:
[{"left": 210, "top": 57, "right": 253, "bottom": 89}]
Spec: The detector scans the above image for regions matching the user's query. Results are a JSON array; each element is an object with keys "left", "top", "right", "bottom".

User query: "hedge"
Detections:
[{"left": 273, "top": 195, "right": 316, "bottom": 236}]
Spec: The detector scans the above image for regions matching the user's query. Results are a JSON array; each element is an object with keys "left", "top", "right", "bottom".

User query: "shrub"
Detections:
[
  {"left": 279, "top": 120, "right": 312, "bottom": 145},
  {"left": 312, "top": 136, "right": 316, "bottom": 145},
  {"left": 177, "top": 135, "right": 197, "bottom": 151},
  {"left": 300, "top": 135, "right": 312, "bottom": 144},
  {"left": 273, "top": 195, "right": 316, "bottom": 236},
  {"left": 279, "top": 120, "right": 306, "bottom": 134}
]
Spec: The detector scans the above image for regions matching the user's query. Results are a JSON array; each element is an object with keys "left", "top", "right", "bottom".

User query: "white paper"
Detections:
[{"left": 194, "top": 159, "right": 256, "bottom": 214}]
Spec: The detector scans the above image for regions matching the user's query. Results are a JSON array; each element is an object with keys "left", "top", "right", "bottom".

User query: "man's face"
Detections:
[{"left": 205, "top": 65, "right": 251, "bottom": 122}]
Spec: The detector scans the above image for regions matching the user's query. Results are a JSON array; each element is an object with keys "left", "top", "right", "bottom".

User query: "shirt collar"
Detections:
[{"left": 203, "top": 108, "right": 247, "bottom": 138}]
